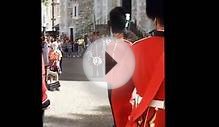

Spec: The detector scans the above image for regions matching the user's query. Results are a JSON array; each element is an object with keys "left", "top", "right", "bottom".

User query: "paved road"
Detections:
[
  {"left": 59, "top": 58, "right": 88, "bottom": 81},
  {"left": 43, "top": 58, "right": 114, "bottom": 127}
]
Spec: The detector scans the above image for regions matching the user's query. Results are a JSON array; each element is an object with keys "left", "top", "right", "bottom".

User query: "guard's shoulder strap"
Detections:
[
  {"left": 123, "top": 39, "right": 133, "bottom": 45},
  {"left": 131, "top": 36, "right": 152, "bottom": 46}
]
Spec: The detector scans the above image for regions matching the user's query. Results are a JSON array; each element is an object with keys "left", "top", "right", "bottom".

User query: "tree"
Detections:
[{"left": 42, "top": 0, "right": 49, "bottom": 6}]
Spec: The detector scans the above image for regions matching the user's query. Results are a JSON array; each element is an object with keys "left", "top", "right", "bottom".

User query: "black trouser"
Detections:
[
  {"left": 42, "top": 110, "right": 44, "bottom": 117},
  {"left": 108, "top": 88, "right": 116, "bottom": 127},
  {"left": 60, "top": 52, "right": 63, "bottom": 71}
]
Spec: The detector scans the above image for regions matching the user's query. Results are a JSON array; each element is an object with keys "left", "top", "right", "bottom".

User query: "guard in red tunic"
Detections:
[
  {"left": 108, "top": 7, "right": 135, "bottom": 127},
  {"left": 126, "top": 0, "right": 165, "bottom": 126},
  {"left": 42, "top": 55, "right": 50, "bottom": 109}
]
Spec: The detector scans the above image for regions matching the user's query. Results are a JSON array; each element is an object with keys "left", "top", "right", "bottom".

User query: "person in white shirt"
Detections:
[
  {"left": 57, "top": 38, "right": 63, "bottom": 71},
  {"left": 51, "top": 42, "right": 62, "bottom": 74},
  {"left": 42, "top": 38, "right": 49, "bottom": 66}
]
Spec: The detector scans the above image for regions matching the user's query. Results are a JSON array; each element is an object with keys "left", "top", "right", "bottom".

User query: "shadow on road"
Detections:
[
  {"left": 59, "top": 73, "right": 89, "bottom": 81},
  {"left": 44, "top": 113, "right": 113, "bottom": 127},
  {"left": 91, "top": 105, "right": 112, "bottom": 114}
]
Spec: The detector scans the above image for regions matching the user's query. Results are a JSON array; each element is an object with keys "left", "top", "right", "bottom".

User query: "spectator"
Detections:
[
  {"left": 42, "top": 55, "right": 50, "bottom": 110},
  {"left": 49, "top": 42, "right": 62, "bottom": 74}
]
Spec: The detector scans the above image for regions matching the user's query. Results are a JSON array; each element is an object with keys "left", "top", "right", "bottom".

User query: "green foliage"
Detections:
[{"left": 42, "top": 0, "right": 49, "bottom": 6}]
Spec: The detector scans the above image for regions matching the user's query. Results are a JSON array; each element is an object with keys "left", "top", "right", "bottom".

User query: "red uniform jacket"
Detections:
[
  {"left": 110, "top": 39, "right": 135, "bottom": 127},
  {"left": 126, "top": 36, "right": 165, "bottom": 127},
  {"left": 111, "top": 80, "right": 134, "bottom": 127},
  {"left": 42, "top": 56, "right": 48, "bottom": 102}
]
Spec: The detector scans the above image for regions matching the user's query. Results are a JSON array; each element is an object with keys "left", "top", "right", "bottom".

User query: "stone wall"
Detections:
[
  {"left": 71, "top": 0, "right": 94, "bottom": 38},
  {"left": 131, "top": 0, "right": 155, "bottom": 34}
]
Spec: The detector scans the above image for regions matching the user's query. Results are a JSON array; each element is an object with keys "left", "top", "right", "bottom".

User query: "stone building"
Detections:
[
  {"left": 59, "top": 0, "right": 94, "bottom": 40},
  {"left": 59, "top": 0, "right": 155, "bottom": 40},
  {"left": 41, "top": 0, "right": 60, "bottom": 33},
  {"left": 59, "top": 0, "right": 121, "bottom": 40},
  {"left": 131, "top": 0, "right": 155, "bottom": 34}
]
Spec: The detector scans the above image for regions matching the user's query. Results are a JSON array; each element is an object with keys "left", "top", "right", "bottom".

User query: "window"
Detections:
[
  {"left": 74, "top": 6, "right": 77, "bottom": 17},
  {"left": 72, "top": 2, "right": 79, "bottom": 18}
]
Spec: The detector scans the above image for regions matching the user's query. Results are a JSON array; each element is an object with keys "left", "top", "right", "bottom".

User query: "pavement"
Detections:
[
  {"left": 43, "top": 58, "right": 114, "bottom": 127},
  {"left": 59, "top": 57, "right": 88, "bottom": 81}
]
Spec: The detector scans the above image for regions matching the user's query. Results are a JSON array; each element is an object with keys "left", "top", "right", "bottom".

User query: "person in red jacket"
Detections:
[
  {"left": 126, "top": 0, "right": 165, "bottom": 126},
  {"left": 42, "top": 55, "right": 50, "bottom": 110},
  {"left": 108, "top": 7, "right": 135, "bottom": 127}
]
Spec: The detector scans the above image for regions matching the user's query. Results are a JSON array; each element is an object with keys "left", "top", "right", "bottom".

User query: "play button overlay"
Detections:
[
  {"left": 105, "top": 51, "right": 117, "bottom": 74},
  {"left": 83, "top": 37, "right": 135, "bottom": 89}
]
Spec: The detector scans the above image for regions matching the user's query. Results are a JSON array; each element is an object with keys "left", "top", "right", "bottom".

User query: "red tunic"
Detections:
[
  {"left": 42, "top": 56, "right": 48, "bottom": 102},
  {"left": 110, "top": 39, "right": 135, "bottom": 127},
  {"left": 111, "top": 80, "right": 134, "bottom": 127},
  {"left": 126, "top": 36, "right": 165, "bottom": 127}
]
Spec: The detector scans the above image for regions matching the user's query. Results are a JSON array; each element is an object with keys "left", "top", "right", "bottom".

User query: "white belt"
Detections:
[
  {"left": 131, "top": 89, "right": 165, "bottom": 110},
  {"left": 136, "top": 97, "right": 165, "bottom": 110},
  {"left": 150, "top": 100, "right": 165, "bottom": 110}
]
